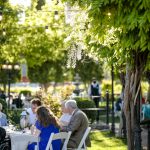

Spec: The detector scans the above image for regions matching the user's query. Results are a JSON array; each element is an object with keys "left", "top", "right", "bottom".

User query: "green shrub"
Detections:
[
  {"left": 19, "top": 90, "right": 32, "bottom": 97},
  {"left": 0, "top": 98, "right": 7, "bottom": 113},
  {"left": 101, "top": 80, "right": 122, "bottom": 95},
  {"left": 101, "top": 80, "right": 111, "bottom": 94},
  {"left": 75, "top": 97, "right": 96, "bottom": 123},
  {"left": 43, "top": 94, "right": 61, "bottom": 117},
  {"left": 0, "top": 98, "right": 22, "bottom": 126},
  {"left": 7, "top": 109, "right": 22, "bottom": 126}
]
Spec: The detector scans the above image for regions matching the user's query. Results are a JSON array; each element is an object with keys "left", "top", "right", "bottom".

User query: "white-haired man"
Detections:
[{"left": 61, "top": 100, "right": 91, "bottom": 148}]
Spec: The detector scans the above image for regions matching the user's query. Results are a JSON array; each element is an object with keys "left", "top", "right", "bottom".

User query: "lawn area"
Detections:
[{"left": 88, "top": 131, "right": 127, "bottom": 150}]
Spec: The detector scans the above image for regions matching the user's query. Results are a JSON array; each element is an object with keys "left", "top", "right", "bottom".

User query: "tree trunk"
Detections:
[
  {"left": 52, "top": 82, "right": 57, "bottom": 94},
  {"left": 119, "top": 72, "right": 125, "bottom": 94},
  {"left": 3, "top": 83, "right": 6, "bottom": 93},
  {"left": 123, "top": 51, "right": 149, "bottom": 150},
  {"left": 124, "top": 65, "right": 134, "bottom": 150},
  {"left": 84, "top": 83, "right": 88, "bottom": 94},
  {"left": 43, "top": 82, "right": 50, "bottom": 93}
]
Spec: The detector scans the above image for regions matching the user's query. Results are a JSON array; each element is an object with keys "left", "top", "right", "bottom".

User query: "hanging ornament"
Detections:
[{"left": 67, "top": 43, "right": 83, "bottom": 68}]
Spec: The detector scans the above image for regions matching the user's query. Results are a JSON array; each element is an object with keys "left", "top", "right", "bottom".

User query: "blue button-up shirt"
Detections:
[{"left": 0, "top": 112, "right": 7, "bottom": 126}]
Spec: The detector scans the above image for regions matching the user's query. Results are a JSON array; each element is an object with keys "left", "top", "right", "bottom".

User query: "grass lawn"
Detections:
[{"left": 88, "top": 131, "right": 127, "bottom": 150}]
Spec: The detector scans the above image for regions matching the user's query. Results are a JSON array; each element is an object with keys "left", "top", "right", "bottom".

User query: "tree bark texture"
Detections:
[{"left": 123, "top": 51, "right": 149, "bottom": 150}]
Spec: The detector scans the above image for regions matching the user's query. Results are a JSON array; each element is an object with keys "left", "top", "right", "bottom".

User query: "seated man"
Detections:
[
  {"left": 21, "top": 98, "right": 42, "bottom": 126},
  {"left": 59, "top": 101, "right": 72, "bottom": 127},
  {"left": 61, "top": 100, "right": 91, "bottom": 148},
  {"left": 0, "top": 103, "right": 7, "bottom": 126}
]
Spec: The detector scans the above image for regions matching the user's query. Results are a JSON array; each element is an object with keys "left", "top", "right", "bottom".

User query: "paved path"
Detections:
[{"left": 141, "top": 128, "right": 148, "bottom": 149}]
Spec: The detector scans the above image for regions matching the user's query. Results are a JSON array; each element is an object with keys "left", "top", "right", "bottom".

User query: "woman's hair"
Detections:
[
  {"left": 36, "top": 106, "right": 60, "bottom": 128},
  {"left": 31, "top": 98, "right": 42, "bottom": 106}
]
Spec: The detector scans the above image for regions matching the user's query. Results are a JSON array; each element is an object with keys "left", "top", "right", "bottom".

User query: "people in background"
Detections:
[
  {"left": 114, "top": 96, "right": 123, "bottom": 117},
  {"left": 12, "top": 96, "right": 23, "bottom": 109},
  {"left": 0, "top": 103, "right": 7, "bottom": 126},
  {"left": 61, "top": 100, "right": 91, "bottom": 148},
  {"left": 6, "top": 95, "right": 14, "bottom": 109},
  {"left": 21, "top": 98, "right": 42, "bottom": 126},
  {"left": 88, "top": 78, "right": 101, "bottom": 121},
  {"left": 88, "top": 78, "right": 101, "bottom": 107},
  {"left": 0, "top": 91, "right": 6, "bottom": 101},
  {"left": 115, "top": 95, "right": 124, "bottom": 137},
  {"left": 28, "top": 106, "right": 61, "bottom": 150},
  {"left": 59, "top": 101, "right": 72, "bottom": 127},
  {"left": 142, "top": 100, "right": 150, "bottom": 120}
]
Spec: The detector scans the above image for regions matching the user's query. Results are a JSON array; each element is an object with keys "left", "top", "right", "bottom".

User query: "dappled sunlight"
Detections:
[{"left": 89, "top": 131, "right": 127, "bottom": 150}]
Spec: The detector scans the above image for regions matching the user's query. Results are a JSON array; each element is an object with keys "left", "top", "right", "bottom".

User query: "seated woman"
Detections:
[
  {"left": 59, "top": 101, "right": 72, "bottom": 127},
  {"left": 0, "top": 103, "right": 7, "bottom": 126},
  {"left": 28, "top": 106, "right": 61, "bottom": 150}
]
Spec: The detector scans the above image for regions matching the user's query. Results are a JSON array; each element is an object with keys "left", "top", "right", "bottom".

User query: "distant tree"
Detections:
[
  {"left": 75, "top": 55, "right": 103, "bottom": 90},
  {"left": 0, "top": 1, "right": 21, "bottom": 90},
  {"left": 36, "top": 0, "right": 45, "bottom": 10},
  {"left": 28, "top": 57, "right": 67, "bottom": 92}
]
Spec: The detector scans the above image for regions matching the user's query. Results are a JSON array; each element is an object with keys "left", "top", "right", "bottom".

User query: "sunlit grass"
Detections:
[{"left": 88, "top": 131, "right": 127, "bottom": 150}]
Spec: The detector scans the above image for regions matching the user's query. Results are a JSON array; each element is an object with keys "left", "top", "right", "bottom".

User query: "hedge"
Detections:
[
  {"left": 75, "top": 97, "right": 96, "bottom": 123},
  {"left": 0, "top": 98, "right": 7, "bottom": 114}
]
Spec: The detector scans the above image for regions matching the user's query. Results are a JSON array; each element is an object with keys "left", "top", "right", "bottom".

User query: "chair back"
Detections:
[
  {"left": 77, "top": 127, "right": 91, "bottom": 150},
  {"left": 46, "top": 131, "right": 71, "bottom": 150},
  {"left": 10, "top": 134, "right": 39, "bottom": 150}
]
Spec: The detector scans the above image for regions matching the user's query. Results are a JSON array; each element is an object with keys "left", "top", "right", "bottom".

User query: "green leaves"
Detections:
[{"left": 63, "top": 0, "right": 150, "bottom": 75}]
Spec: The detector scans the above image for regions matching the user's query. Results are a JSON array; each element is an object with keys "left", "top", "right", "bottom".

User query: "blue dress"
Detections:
[{"left": 28, "top": 121, "right": 61, "bottom": 150}]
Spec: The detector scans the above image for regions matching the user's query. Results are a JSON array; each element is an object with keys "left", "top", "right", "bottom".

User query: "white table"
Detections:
[{"left": 4, "top": 127, "right": 39, "bottom": 150}]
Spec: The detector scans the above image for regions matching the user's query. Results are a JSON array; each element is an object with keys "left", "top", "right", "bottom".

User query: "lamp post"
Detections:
[
  {"left": 134, "top": 86, "right": 142, "bottom": 150},
  {"left": 106, "top": 89, "right": 109, "bottom": 125},
  {"left": 73, "top": 73, "right": 81, "bottom": 96},
  {"left": 111, "top": 64, "right": 115, "bottom": 134},
  {"left": 2, "top": 64, "right": 20, "bottom": 109}
]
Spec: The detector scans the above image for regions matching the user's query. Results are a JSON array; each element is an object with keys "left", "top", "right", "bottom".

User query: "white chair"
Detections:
[
  {"left": 76, "top": 127, "right": 91, "bottom": 150},
  {"left": 46, "top": 131, "right": 72, "bottom": 150}
]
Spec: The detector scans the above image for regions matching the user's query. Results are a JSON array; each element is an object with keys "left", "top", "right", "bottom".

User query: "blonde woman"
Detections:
[{"left": 59, "top": 101, "right": 72, "bottom": 127}]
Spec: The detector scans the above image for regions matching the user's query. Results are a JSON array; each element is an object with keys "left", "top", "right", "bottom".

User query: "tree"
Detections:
[
  {"left": 36, "top": 0, "right": 45, "bottom": 10},
  {"left": 15, "top": 1, "right": 68, "bottom": 67},
  {"left": 28, "top": 56, "right": 67, "bottom": 92},
  {"left": 62, "top": 0, "right": 150, "bottom": 149},
  {"left": 75, "top": 54, "right": 103, "bottom": 90},
  {"left": 0, "top": 1, "right": 22, "bottom": 90},
  {"left": 1, "top": 0, "right": 71, "bottom": 92},
  {"left": 19, "top": 1, "right": 71, "bottom": 92},
  {"left": 0, "top": 1, "right": 21, "bottom": 62}
]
